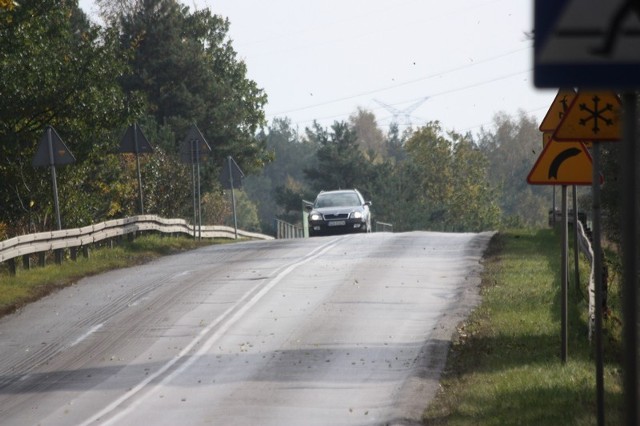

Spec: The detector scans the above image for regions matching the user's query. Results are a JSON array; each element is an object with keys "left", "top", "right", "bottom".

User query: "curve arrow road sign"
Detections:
[{"left": 527, "top": 139, "right": 595, "bottom": 185}]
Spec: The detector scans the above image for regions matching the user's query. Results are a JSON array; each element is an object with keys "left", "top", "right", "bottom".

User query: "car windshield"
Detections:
[{"left": 315, "top": 193, "right": 361, "bottom": 208}]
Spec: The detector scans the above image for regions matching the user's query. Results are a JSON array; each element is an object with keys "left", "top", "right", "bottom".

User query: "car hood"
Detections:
[{"left": 314, "top": 206, "right": 363, "bottom": 214}]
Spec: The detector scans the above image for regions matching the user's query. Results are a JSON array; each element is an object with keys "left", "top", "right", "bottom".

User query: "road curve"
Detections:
[{"left": 0, "top": 231, "right": 492, "bottom": 426}]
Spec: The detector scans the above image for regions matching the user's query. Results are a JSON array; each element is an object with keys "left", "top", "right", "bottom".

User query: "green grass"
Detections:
[
  {"left": 424, "top": 229, "right": 624, "bottom": 425},
  {"left": 0, "top": 234, "right": 218, "bottom": 316}
]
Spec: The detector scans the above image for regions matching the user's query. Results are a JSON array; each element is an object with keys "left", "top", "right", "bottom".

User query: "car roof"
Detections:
[{"left": 317, "top": 189, "right": 360, "bottom": 196}]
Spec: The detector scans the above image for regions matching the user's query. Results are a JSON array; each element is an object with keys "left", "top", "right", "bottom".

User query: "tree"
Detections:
[
  {"left": 477, "top": 111, "right": 550, "bottom": 227},
  {"left": 400, "top": 122, "right": 500, "bottom": 231},
  {"left": 219, "top": 189, "right": 260, "bottom": 232},
  {"left": 447, "top": 133, "right": 501, "bottom": 231},
  {"left": 0, "top": 0, "right": 16, "bottom": 12},
  {"left": 385, "top": 122, "right": 408, "bottom": 163},
  {"left": 349, "top": 108, "right": 386, "bottom": 162},
  {"left": 304, "top": 121, "right": 372, "bottom": 192},
  {"left": 114, "top": 0, "right": 269, "bottom": 176},
  {"left": 244, "top": 118, "right": 316, "bottom": 230},
  {"left": 0, "top": 0, "right": 135, "bottom": 233},
  {"left": 404, "top": 122, "right": 454, "bottom": 228}
]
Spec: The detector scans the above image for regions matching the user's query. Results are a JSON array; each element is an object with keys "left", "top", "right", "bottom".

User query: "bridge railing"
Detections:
[
  {"left": 0, "top": 215, "right": 273, "bottom": 275},
  {"left": 275, "top": 219, "right": 304, "bottom": 239},
  {"left": 576, "top": 220, "right": 595, "bottom": 339},
  {"left": 375, "top": 221, "right": 393, "bottom": 232}
]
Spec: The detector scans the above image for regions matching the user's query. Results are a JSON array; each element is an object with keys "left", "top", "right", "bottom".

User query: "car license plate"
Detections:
[{"left": 328, "top": 220, "right": 346, "bottom": 227}]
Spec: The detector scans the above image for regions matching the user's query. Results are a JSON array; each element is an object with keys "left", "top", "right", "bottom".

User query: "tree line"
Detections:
[
  {"left": 1, "top": 0, "right": 626, "bottom": 241},
  {"left": 245, "top": 110, "right": 554, "bottom": 234}
]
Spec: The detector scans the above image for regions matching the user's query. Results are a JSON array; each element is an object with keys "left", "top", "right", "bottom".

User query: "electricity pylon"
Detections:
[{"left": 373, "top": 97, "right": 429, "bottom": 127}]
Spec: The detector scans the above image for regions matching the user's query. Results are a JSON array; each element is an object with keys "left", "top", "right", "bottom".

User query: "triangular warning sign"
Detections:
[
  {"left": 180, "top": 124, "right": 211, "bottom": 164},
  {"left": 32, "top": 126, "right": 76, "bottom": 167},
  {"left": 220, "top": 156, "right": 245, "bottom": 189},
  {"left": 539, "top": 89, "right": 576, "bottom": 132},
  {"left": 119, "top": 123, "right": 153, "bottom": 154},
  {"left": 527, "top": 139, "right": 594, "bottom": 185},
  {"left": 553, "top": 91, "right": 621, "bottom": 142}
]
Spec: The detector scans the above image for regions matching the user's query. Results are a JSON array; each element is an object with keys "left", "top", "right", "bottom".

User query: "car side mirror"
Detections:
[
  {"left": 365, "top": 201, "right": 372, "bottom": 207},
  {"left": 305, "top": 204, "right": 313, "bottom": 211}
]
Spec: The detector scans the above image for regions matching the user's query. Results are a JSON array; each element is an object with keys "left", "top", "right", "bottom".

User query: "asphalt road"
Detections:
[{"left": 0, "top": 231, "right": 492, "bottom": 426}]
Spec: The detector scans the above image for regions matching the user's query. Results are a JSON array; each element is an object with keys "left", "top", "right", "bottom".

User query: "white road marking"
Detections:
[
  {"left": 78, "top": 238, "right": 340, "bottom": 426},
  {"left": 69, "top": 324, "right": 104, "bottom": 348}
]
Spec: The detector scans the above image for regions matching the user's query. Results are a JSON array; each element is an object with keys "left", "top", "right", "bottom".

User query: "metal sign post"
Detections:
[
  {"left": 591, "top": 142, "right": 605, "bottom": 426},
  {"left": 180, "top": 125, "right": 211, "bottom": 240},
  {"left": 573, "top": 185, "right": 581, "bottom": 292},
  {"left": 32, "top": 126, "right": 76, "bottom": 231},
  {"left": 119, "top": 123, "right": 153, "bottom": 215},
  {"left": 228, "top": 157, "right": 238, "bottom": 239},
  {"left": 621, "top": 92, "right": 638, "bottom": 426},
  {"left": 195, "top": 142, "right": 202, "bottom": 240},
  {"left": 561, "top": 184, "right": 569, "bottom": 363},
  {"left": 552, "top": 90, "right": 621, "bottom": 426},
  {"left": 48, "top": 131, "right": 62, "bottom": 231},
  {"left": 32, "top": 126, "right": 76, "bottom": 265},
  {"left": 528, "top": 92, "right": 600, "bottom": 367},
  {"left": 220, "top": 156, "right": 244, "bottom": 239},
  {"left": 191, "top": 145, "right": 198, "bottom": 239}
]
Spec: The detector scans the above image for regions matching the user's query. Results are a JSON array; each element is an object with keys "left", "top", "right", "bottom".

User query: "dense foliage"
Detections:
[
  {"left": 0, "top": 0, "right": 267, "bottom": 235},
  {"left": 245, "top": 112, "right": 548, "bottom": 235}
]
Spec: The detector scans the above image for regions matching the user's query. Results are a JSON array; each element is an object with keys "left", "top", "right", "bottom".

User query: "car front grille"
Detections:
[{"left": 323, "top": 213, "right": 349, "bottom": 220}]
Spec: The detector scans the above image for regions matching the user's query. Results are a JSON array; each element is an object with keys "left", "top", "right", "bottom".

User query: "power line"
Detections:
[
  {"left": 275, "top": 68, "right": 532, "bottom": 128},
  {"left": 268, "top": 45, "right": 531, "bottom": 118}
]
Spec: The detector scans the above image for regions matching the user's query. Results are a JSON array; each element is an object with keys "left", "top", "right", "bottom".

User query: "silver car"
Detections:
[{"left": 306, "top": 189, "right": 372, "bottom": 236}]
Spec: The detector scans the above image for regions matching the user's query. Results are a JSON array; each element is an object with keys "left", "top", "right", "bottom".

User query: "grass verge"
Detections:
[
  {"left": 424, "top": 229, "right": 623, "bottom": 425},
  {"left": 0, "top": 234, "right": 219, "bottom": 318}
]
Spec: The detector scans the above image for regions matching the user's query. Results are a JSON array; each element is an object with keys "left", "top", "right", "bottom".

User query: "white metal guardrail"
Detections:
[
  {"left": 375, "top": 221, "right": 393, "bottom": 232},
  {"left": 0, "top": 215, "right": 273, "bottom": 274},
  {"left": 275, "top": 219, "right": 304, "bottom": 239},
  {"left": 576, "top": 219, "right": 596, "bottom": 340}
]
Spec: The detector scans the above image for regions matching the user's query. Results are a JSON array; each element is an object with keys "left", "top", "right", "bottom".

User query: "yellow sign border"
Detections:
[
  {"left": 552, "top": 91, "right": 621, "bottom": 142},
  {"left": 527, "top": 139, "right": 594, "bottom": 185}
]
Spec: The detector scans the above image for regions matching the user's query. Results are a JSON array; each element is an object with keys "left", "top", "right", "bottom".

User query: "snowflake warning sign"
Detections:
[{"left": 552, "top": 90, "right": 622, "bottom": 142}]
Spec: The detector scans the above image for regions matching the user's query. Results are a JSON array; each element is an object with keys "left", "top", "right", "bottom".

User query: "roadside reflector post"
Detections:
[
  {"left": 7, "top": 258, "right": 16, "bottom": 276},
  {"left": 22, "top": 255, "right": 31, "bottom": 270},
  {"left": 54, "top": 248, "right": 63, "bottom": 265}
]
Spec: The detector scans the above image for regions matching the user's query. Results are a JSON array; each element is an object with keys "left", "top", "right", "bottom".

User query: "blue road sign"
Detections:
[{"left": 534, "top": 0, "right": 640, "bottom": 88}]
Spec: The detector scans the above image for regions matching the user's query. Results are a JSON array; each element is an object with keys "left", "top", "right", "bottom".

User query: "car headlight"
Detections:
[
  {"left": 310, "top": 213, "right": 322, "bottom": 221},
  {"left": 351, "top": 211, "right": 363, "bottom": 219}
]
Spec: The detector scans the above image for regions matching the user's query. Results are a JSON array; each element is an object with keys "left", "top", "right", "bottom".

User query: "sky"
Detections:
[{"left": 79, "top": 0, "right": 557, "bottom": 136}]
